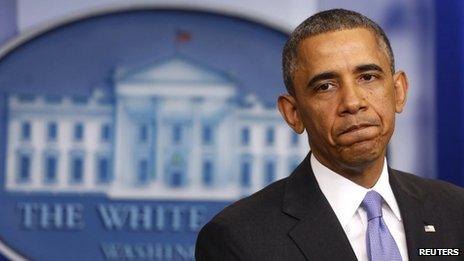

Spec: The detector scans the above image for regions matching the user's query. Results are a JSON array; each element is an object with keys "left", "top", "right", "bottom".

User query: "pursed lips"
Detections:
[{"left": 338, "top": 123, "right": 377, "bottom": 136}]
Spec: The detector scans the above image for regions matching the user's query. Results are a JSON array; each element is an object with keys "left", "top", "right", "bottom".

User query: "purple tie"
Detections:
[{"left": 362, "top": 191, "right": 402, "bottom": 261}]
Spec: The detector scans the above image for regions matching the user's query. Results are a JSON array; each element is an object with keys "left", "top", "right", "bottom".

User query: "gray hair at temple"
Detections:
[{"left": 282, "top": 9, "right": 395, "bottom": 95}]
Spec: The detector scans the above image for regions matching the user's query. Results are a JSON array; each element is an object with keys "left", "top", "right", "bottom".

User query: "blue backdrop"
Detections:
[{"left": 435, "top": 0, "right": 464, "bottom": 186}]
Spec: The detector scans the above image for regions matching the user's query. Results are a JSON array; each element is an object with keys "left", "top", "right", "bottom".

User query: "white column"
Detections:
[
  {"left": 251, "top": 124, "right": 263, "bottom": 191},
  {"left": 154, "top": 99, "right": 164, "bottom": 187},
  {"left": 189, "top": 98, "right": 202, "bottom": 188},
  {"left": 114, "top": 97, "right": 130, "bottom": 188},
  {"left": 83, "top": 120, "right": 96, "bottom": 189},
  {"left": 6, "top": 120, "right": 18, "bottom": 190},
  {"left": 31, "top": 119, "right": 42, "bottom": 188},
  {"left": 58, "top": 120, "right": 70, "bottom": 189}
]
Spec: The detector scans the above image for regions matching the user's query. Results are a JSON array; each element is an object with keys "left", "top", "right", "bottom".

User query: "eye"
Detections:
[
  {"left": 316, "top": 82, "right": 336, "bottom": 92},
  {"left": 359, "top": 74, "right": 377, "bottom": 82}
]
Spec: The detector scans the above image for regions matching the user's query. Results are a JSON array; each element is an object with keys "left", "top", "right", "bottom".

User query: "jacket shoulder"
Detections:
[
  {"left": 392, "top": 169, "right": 464, "bottom": 206},
  {"left": 195, "top": 178, "right": 294, "bottom": 260},
  {"left": 212, "top": 177, "right": 289, "bottom": 224}
]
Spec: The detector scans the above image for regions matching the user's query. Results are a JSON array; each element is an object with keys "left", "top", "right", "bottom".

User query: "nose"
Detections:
[{"left": 337, "top": 80, "right": 367, "bottom": 115}]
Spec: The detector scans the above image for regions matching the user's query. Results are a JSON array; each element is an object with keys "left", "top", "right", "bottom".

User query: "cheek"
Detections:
[
  {"left": 368, "top": 87, "right": 397, "bottom": 133},
  {"left": 302, "top": 103, "right": 337, "bottom": 144}
]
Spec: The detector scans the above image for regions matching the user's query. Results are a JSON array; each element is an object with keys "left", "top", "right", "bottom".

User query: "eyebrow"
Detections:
[
  {"left": 306, "top": 63, "right": 385, "bottom": 88},
  {"left": 354, "top": 63, "right": 384, "bottom": 74}
]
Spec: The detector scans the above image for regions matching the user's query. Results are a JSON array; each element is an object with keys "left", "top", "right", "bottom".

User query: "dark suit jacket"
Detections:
[{"left": 195, "top": 154, "right": 464, "bottom": 260}]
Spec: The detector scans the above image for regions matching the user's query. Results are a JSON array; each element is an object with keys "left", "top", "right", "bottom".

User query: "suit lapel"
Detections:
[
  {"left": 389, "top": 168, "right": 442, "bottom": 261},
  {"left": 282, "top": 154, "right": 357, "bottom": 261}
]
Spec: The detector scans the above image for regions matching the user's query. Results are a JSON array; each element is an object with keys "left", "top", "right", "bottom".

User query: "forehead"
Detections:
[{"left": 296, "top": 28, "right": 388, "bottom": 74}]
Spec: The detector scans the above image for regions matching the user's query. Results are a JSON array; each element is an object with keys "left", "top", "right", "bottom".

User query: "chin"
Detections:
[{"left": 339, "top": 139, "right": 384, "bottom": 165}]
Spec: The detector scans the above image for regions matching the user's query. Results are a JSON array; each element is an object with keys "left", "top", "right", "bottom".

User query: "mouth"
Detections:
[{"left": 339, "top": 123, "right": 377, "bottom": 136}]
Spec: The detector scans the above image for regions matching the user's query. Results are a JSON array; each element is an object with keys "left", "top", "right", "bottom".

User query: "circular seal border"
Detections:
[{"left": 0, "top": 4, "right": 291, "bottom": 260}]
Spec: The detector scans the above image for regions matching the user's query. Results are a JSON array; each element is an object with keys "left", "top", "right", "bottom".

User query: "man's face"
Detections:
[{"left": 280, "top": 28, "right": 408, "bottom": 170}]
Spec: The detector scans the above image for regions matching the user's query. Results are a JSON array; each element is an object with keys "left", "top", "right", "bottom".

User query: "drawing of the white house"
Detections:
[{"left": 5, "top": 55, "right": 308, "bottom": 200}]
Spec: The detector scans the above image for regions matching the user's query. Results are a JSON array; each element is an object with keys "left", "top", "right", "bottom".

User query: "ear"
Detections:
[
  {"left": 392, "top": 71, "right": 409, "bottom": 113},
  {"left": 277, "top": 94, "right": 305, "bottom": 134}
]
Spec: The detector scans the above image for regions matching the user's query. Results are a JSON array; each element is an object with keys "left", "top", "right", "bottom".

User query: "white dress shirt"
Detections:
[{"left": 311, "top": 154, "right": 408, "bottom": 261}]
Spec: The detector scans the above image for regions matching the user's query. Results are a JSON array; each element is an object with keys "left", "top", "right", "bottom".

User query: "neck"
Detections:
[{"left": 312, "top": 151, "right": 385, "bottom": 188}]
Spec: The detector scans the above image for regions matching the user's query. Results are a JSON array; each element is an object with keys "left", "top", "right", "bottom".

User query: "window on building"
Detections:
[
  {"left": 291, "top": 132, "right": 299, "bottom": 146},
  {"left": 168, "top": 153, "right": 184, "bottom": 187},
  {"left": 97, "top": 157, "right": 111, "bottom": 184},
  {"left": 202, "top": 125, "right": 213, "bottom": 145},
  {"left": 170, "top": 171, "right": 183, "bottom": 187},
  {"left": 139, "top": 124, "right": 148, "bottom": 142},
  {"left": 47, "top": 122, "right": 57, "bottom": 141},
  {"left": 138, "top": 159, "right": 148, "bottom": 184},
  {"left": 202, "top": 160, "right": 213, "bottom": 186},
  {"left": 17, "top": 154, "right": 31, "bottom": 183},
  {"left": 240, "top": 161, "right": 251, "bottom": 187},
  {"left": 74, "top": 123, "right": 84, "bottom": 141},
  {"left": 264, "top": 160, "right": 276, "bottom": 184},
  {"left": 266, "top": 127, "right": 275, "bottom": 146},
  {"left": 101, "top": 124, "right": 111, "bottom": 142},
  {"left": 70, "top": 156, "right": 84, "bottom": 183},
  {"left": 241, "top": 127, "right": 250, "bottom": 146},
  {"left": 21, "top": 122, "right": 31, "bottom": 141},
  {"left": 45, "top": 155, "right": 57, "bottom": 183},
  {"left": 172, "top": 124, "right": 182, "bottom": 144}
]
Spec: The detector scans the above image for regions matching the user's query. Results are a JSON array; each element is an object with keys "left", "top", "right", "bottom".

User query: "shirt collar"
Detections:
[{"left": 311, "top": 154, "right": 402, "bottom": 228}]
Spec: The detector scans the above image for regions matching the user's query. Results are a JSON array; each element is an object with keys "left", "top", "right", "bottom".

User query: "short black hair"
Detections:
[{"left": 282, "top": 9, "right": 395, "bottom": 95}]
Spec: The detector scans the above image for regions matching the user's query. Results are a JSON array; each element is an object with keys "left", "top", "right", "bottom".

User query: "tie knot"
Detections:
[{"left": 362, "top": 190, "right": 383, "bottom": 220}]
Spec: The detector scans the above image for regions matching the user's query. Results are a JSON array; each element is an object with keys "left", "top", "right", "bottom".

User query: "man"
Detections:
[{"left": 195, "top": 9, "right": 464, "bottom": 261}]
